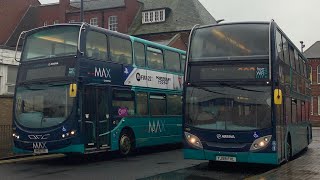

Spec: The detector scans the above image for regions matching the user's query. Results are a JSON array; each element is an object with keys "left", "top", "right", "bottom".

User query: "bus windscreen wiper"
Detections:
[{"left": 218, "top": 82, "right": 264, "bottom": 93}]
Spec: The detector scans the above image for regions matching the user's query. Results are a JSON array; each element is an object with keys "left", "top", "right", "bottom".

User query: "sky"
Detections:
[{"left": 39, "top": 0, "right": 320, "bottom": 50}]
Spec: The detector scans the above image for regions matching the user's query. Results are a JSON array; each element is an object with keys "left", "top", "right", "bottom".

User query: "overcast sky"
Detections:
[{"left": 39, "top": 0, "right": 319, "bottom": 50}]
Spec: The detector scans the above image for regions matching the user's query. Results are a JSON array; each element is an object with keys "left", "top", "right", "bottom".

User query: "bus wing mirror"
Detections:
[
  {"left": 274, "top": 89, "right": 282, "bottom": 105},
  {"left": 69, "top": 84, "right": 77, "bottom": 97}
]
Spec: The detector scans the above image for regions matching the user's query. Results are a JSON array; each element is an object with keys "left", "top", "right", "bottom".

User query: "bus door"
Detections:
[{"left": 83, "top": 86, "right": 111, "bottom": 151}]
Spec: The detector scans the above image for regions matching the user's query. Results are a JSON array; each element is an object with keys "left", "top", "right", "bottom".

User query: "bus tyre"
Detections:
[{"left": 119, "top": 130, "right": 134, "bottom": 156}]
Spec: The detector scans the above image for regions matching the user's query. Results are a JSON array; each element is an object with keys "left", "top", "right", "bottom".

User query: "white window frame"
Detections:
[
  {"left": 53, "top": 20, "right": 59, "bottom": 25},
  {"left": 108, "top": 16, "right": 118, "bottom": 31},
  {"left": 43, "top": 21, "right": 48, "bottom": 26},
  {"left": 69, "top": 20, "right": 75, "bottom": 23},
  {"left": 142, "top": 9, "right": 165, "bottom": 24},
  {"left": 90, "top": 17, "right": 98, "bottom": 26},
  {"left": 317, "top": 65, "right": 320, "bottom": 84}
]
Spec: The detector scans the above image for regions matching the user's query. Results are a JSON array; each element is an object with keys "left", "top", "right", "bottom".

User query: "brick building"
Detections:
[
  {"left": 305, "top": 41, "right": 320, "bottom": 126},
  {"left": 129, "top": 0, "right": 216, "bottom": 50},
  {"left": 4, "top": 0, "right": 216, "bottom": 51},
  {"left": 0, "top": 0, "right": 40, "bottom": 45}
]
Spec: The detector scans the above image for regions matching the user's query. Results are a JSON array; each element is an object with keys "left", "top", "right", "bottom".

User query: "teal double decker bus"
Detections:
[
  {"left": 183, "top": 21, "right": 312, "bottom": 165},
  {"left": 13, "top": 23, "right": 185, "bottom": 156}
]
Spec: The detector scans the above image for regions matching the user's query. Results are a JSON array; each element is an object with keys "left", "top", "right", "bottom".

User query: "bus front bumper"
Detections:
[
  {"left": 184, "top": 148, "right": 278, "bottom": 165},
  {"left": 13, "top": 144, "right": 84, "bottom": 154}
]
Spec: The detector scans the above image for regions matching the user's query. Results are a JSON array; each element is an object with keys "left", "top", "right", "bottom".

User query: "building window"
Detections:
[
  {"left": 90, "top": 17, "right": 98, "bottom": 26},
  {"left": 317, "top": 65, "right": 320, "bottom": 84},
  {"left": 53, "top": 20, "right": 59, "bottom": 24},
  {"left": 155, "top": 11, "right": 159, "bottom": 22},
  {"left": 142, "top": 9, "right": 165, "bottom": 24},
  {"left": 108, "top": 16, "right": 118, "bottom": 31},
  {"left": 318, "top": 96, "right": 320, "bottom": 115},
  {"left": 311, "top": 97, "right": 313, "bottom": 115},
  {"left": 6, "top": 65, "right": 18, "bottom": 94},
  {"left": 159, "top": 10, "right": 165, "bottom": 21},
  {"left": 310, "top": 65, "right": 312, "bottom": 84},
  {"left": 43, "top": 21, "right": 48, "bottom": 26}
]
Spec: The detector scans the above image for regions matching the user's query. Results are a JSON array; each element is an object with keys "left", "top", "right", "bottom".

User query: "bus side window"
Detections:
[
  {"left": 149, "top": 94, "right": 166, "bottom": 115},
  {"left": 86, "top": 31, "right": 108, "bottom": 61},
  {"left": 136, "top": 92, "right": 148, "bottom": 115},
  {"left": 109, "top": 36, "right": 133, "bottom": 65},
  {"left": 112, "top": 89, "right": 135, "bottom": 116},
  {"left": 134, "top": 42, "right": 146, "bottom": 67},
  {"left": 165, "top": 50, "right": 180, "bottom": 72},
  {"left": 147, "top": 47, "right": 164, "bottom": 70}
]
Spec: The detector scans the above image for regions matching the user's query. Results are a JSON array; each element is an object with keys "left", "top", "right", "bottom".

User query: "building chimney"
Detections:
[{"left": 59, "top": 0, "right": 70, "bottom": 23}]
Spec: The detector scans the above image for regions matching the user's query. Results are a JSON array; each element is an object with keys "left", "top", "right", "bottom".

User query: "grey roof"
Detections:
[
  {"left": 70, "top": 0, "right": 125, "bottom": 11},
  {"left": 304, "top": 41, "right": 320, "bottom": 59},
  {"left": 5, "top": 6, "right": 39, "bottom": 47},
  {"left": 129, "top": 0, "right": 216, "bottom": 35}
]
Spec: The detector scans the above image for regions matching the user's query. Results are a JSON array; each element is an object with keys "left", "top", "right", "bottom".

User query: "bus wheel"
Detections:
[
  {"left": 286, "top": 138, "right": 292, "bottom": 161},
  {"left": 119, "top": 130, "right": 134, "bottom": 156}
]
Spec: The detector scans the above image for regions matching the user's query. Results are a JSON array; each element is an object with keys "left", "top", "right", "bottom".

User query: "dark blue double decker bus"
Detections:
[
  {"left": 183, "top": 21, "right": 312, "bottom": 165},
  {"left": 13, "top": 23, "right": 186, "bottom": 155}
]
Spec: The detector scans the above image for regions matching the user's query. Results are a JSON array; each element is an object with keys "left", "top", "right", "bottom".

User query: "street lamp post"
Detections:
[
  {"left": 300, "top": 41, "right": 305, "bottom": 53},
  {"left": 80, "top": 0, "right": 84, "bottom": 22}
]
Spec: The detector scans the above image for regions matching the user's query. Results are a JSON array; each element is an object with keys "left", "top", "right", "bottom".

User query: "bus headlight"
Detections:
[
  {"left": 250, "top": 135, "right": 272, "bottom": 151},
  {"left": 13, "top": 133, "right": 20, "bottom": 139},
  {"left": 62, "top": 130, "right": 77, "bottom": 138},
  {"left": 184, "top": 132, "right": 203, "bottom": 149}
]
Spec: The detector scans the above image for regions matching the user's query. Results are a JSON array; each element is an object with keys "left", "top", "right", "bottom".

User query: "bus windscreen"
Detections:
[
  {"left": 190, "top": 24, "right": 269, "bottom": 60},
  {"left": 22, "top": 26, "right": 79, "bottom": 61}
]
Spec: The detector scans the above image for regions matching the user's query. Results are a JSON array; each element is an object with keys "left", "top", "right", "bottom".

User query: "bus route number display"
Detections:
[
  {"left": 198, "top": 64, "right": 269, "bottom": 80},
  {"left": 26, "top": 65, "right": 67, "bottom": 80}
]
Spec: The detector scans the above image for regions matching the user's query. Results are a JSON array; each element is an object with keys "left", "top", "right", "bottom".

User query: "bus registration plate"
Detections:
[
  {"left": 33, "top": 149, "right": 48, "bottom": 154},
  {"left": 216, "top": 156, "right": 236, "bottom": 162}
]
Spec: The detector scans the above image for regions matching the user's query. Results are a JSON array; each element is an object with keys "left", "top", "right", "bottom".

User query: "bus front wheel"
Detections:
[{"left": 119, "top": 129, "right": 134, "bottom": 156}]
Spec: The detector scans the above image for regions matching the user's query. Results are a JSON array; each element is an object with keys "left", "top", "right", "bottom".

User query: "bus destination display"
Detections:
[{"left": 191, "top": 64, "right": 269, "bottom": 81}]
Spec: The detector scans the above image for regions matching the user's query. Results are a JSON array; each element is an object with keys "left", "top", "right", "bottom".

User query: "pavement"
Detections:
[{"left": 248, "top": 128, "right": 320, "bottom": 180}]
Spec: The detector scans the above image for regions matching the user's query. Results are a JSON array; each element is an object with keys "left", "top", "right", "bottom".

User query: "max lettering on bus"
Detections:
[
  {"left": 33, "top": 142, "right": 47, "bottom": 149},
  {"left": 95, "top": 67, "right": 111, "bottom": 79},
  {"left": 148, "top": 120, "right": 166, "bottom": 133}
]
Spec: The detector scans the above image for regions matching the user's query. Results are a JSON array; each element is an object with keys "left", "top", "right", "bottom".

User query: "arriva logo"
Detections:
[
  {"left": 216, "top": 134, "right": 235, "bottom": 139},
  {"left": 148, "top": 120, "right": 166, "bottom": 133},
  {"left": 95, "top": 67, "right": 111, "bottom": 79}
]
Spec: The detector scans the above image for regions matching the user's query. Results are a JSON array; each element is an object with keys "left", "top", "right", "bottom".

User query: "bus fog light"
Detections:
[
  {"left": 184, "top": 132, "right": 203, "bottom": 149},
  {"left": 62, "top": 134, "right": 66, "bottom": 138},
  {"left": 250, "top": 135, "right": 272, "bottom": 151}
]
